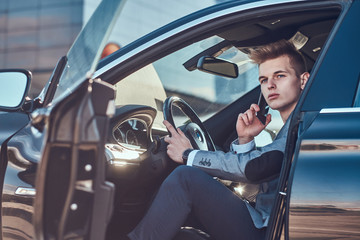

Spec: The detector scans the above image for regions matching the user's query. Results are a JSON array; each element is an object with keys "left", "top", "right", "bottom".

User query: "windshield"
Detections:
[{"left": 51, "top": 0, "right": 126, "bottom": 104}]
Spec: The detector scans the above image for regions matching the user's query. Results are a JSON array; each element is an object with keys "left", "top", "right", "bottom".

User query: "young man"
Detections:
[{"left": 128, "top": 40, "right": 309, "bottom": 240}]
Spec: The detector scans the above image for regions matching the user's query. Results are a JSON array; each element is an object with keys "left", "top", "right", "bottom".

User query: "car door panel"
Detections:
[
  {"left": 0, "top": 113, "right": 29, "bottom": 145},
  {"left": 2, "top": 124, "right": 42, "bottom": 239},
  {"left": 1, "top": 79, "right": 116, "bottom": 240},
  {"left": 31, "top": 78, "right": 116, "bottom": 240},
  {"left": 0, "top": 113, "right": 33, "bottom": 239},
  {"left": 288, "top": 109, "right": 360, "bottom": 239},
  {"left": 274, "top": 1, "right": 360, "bottom": 239}
]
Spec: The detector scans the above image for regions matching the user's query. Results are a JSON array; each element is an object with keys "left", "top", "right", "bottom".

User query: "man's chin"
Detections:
[{"left": 268, "top": 102, "right": 280, "bottom": 110}]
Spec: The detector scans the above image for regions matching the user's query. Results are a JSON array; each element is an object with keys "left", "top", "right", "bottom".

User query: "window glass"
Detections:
[
  {"left": 113, "top": 34, "right": 285, "bottom": 146},
  {"left": 0, "top": 33, "right": 5, "bottom": 52},
  {"left": 7, "top": 29, "right": 37, "bottom": 50},
  {"left": 39, "top": 3, "right": 82, "bottom": 28},
  {"left": 8, "top": 8, "right": 38, "bottom": 31},
  {"left": 6, "top": 49, "right": 37, "bottom": 69},
  {"left": 39, "top": 25, "right": 76, "bottom": 48},
  {"left": 9, "top": 0, "right": 39, "bottom": 10},
  {"left": 114, "top": 35, "right": 260, "bottom": 130},
  {"left": 102, "top": 0, "right": 232, "bottom": 47},
  {"left": 0, "top": 53, "right": 4, "bottom": 69},
  {"left": 0, "top": 12, "right": 6, "bottom": 32}
]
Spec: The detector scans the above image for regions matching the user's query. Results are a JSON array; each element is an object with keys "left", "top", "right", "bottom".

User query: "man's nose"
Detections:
[{"left": 267, "top": 78, "right": 276, "bottom": 89}]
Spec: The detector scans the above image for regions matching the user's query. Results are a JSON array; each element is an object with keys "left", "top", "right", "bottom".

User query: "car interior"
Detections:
[{"left": 102, "top": 4, "right": 341, "bottom": 240}]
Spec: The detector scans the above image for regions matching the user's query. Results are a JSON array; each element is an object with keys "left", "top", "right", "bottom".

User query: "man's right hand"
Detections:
[
  {"left": 163, "top": 120, "right": 193, "bottom": 164},
  {"left": 236, "top": 104, "right": 271, "bottom": 144}
]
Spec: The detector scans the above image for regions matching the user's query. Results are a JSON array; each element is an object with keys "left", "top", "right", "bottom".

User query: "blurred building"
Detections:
[
  {"left": 0, "top": 0, "right": 229, "bottom": 98},
  {"left": 0, "top": 0, "right": 84, "bottom": 97}
]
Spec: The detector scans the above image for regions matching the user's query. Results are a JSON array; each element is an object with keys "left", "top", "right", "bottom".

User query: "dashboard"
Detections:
[
  {"left": 104, "top": 105, "right": 172, "bottom": 237},
  {"left": 108, "top": 105, "right": 157, "bottom": 150},
  {"left": 105, "top": 105, "right": 159, "bottom": 179},
  {"left": 112, "top": 118, "right": 148, "bottom": 150}
]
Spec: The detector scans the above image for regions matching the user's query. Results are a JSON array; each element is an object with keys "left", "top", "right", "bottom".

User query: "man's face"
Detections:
[{"left": 259, "top": 55, "right": 306, "bottom": 118}]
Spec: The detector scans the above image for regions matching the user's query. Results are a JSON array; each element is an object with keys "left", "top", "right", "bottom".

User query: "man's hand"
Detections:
[
  {"left": 236, "top": 104, "right": 271, "bottom": 144},
  {"left": 163, "top": 120, "right": 193, "bottom": 164}
]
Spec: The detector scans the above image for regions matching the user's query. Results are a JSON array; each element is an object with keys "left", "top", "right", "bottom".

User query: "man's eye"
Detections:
[
  {"left": 260, "top": 79, "right": 267, "bottom": 84},
  {"left": 276, "top": 74, "right": 285, "bottom": 78}
]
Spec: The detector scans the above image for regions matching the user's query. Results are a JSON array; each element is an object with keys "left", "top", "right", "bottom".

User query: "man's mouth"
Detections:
[{"left": 268, "top": 93, "right": 279, "bottom": 100}]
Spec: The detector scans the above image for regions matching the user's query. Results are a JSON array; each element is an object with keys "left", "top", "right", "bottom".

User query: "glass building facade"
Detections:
[
  {"left": 0, "top": 0, "right": 84, "bottom": 97},
  {"left": 0, "top": 0, "right": 227, "bottom": 97}
]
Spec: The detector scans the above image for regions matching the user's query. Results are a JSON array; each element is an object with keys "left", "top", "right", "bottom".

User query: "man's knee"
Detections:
[
  {"left": 167, "top": 166, "right": 213, "bottom": 189},
  {"left": 172, "top": 165, "right": 205, "bottom": 180},
  {"left": 162, "top": 166, "right": 201, "bottom": 189},
  {"left": 173, "top": 165, "right": 195, "bottom": 175},
  {"left": 165, "top": 165, "right": 193, "bottom": 184}
]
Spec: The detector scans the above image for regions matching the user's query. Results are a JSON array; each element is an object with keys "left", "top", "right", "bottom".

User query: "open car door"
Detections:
[
  {"left": 31, "top": 0, "right": 126, "bottom": 238},
  {"left": 33, "top": 78, "right": 116, "bottom": 240}
]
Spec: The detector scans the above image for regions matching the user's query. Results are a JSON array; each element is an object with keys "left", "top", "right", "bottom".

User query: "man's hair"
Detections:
[{"left": 248, "top": 39, "right": 307, "bottom": 76}]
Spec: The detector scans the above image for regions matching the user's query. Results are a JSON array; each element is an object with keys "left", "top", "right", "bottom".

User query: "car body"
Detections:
[{"left": 0, "top": 0, "right": 359, "bottom": 239}]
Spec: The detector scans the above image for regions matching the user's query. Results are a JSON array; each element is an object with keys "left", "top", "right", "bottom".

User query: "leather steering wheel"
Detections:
[{"left": 163, "top": 96, "right": 215, "bottom": 151}]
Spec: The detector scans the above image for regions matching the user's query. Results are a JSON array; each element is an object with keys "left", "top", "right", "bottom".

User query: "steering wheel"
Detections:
[{"left": 163, "top": 96, "right": 215, "bottom": 151}]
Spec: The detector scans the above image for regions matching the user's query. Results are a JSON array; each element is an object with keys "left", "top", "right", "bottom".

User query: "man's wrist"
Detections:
[
  {"left": 232, "top": 139, "right": 255, "bottom": 154},
  {"left": 238, "top": 136, "right": 254, "bottom": 145},
  {"left": 182, "top": 148, "right": 193, "bottom": 165}
]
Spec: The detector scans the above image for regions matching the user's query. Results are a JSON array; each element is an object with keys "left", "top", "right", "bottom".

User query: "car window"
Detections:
[
  {"left": 114, "top": 34, "right": 284, "bottom": 147},
  {"left": 105, "top": 0, "right": 233, "bottom": 47},
  {"left": 51, "top": 0, "right": 126, "bottom": 104},
  {"left": 114, "top": 35, "right": 260, "bottom": 129}
]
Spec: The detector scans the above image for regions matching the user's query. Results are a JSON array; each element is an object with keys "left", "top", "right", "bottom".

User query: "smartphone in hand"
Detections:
[{"left": 256, "top": 94, "right": 269, "bottom": 125}]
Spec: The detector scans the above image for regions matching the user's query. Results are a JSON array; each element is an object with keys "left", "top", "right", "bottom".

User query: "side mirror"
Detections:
[
  {"left": 0, "top": 69, "right": 31, "bottom": 111},
  {"left": 197, "top": 56, "right": 239, "bottom": 78}
]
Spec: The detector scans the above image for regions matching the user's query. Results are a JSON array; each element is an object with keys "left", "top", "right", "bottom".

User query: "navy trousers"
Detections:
[{"left": 128, "top": 166, "right": 266, "bottom": 240}]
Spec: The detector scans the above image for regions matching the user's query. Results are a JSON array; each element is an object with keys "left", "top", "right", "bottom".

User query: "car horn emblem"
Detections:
[{"left": 194, "top": 129, "right": 203, "bottom": 142}]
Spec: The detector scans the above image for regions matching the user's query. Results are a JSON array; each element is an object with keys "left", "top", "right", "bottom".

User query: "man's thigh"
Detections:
[{"left": 178, "top": 166, "right": 265, "bottom": 240}]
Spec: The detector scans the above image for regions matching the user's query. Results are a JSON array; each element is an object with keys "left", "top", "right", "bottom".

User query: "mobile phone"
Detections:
[{"left": 256, "top": 93, "right": 269, "bottom": 125}]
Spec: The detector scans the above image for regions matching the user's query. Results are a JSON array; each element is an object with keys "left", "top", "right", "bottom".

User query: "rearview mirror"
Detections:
[
  {"left": 197, "top": 56, "right": 238, "bottom": 78},
  {"left": 0, "top": 69, "right": 31, "bottom": 111}
]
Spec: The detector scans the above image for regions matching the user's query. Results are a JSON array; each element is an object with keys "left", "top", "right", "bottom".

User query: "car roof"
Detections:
[{"left": 96, "top": 0, "right": 343, "bottom": 80}]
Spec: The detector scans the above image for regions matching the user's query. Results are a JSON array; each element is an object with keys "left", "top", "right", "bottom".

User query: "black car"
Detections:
[{"left": 0, "top": 0, "right": 359, "bottom": 239}]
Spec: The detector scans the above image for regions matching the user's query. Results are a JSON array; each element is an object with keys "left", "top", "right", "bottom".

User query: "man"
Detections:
[
  {"left": 128, "top": 39, "right": 309, "bottom": 240},
  {"left": 101, "top": 42, "right": 121, "bottom": 59}
]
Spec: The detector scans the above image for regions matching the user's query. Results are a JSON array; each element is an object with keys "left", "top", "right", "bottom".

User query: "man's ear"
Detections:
[{"left": 300, "top": 72, "right": 310, "bottom": 90}]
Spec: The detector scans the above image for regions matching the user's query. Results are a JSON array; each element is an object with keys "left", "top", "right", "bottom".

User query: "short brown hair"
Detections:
[{"left": 248, "top": 39, "right": 307, "bottom": 77}]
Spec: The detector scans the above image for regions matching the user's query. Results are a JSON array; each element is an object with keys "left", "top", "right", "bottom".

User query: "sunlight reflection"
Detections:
[
  {"left": 105, "top": 143, "right": 141, "bottom": 167},
  {"left": 234, "top": 184, "right": 244, "bottom": 196}
]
